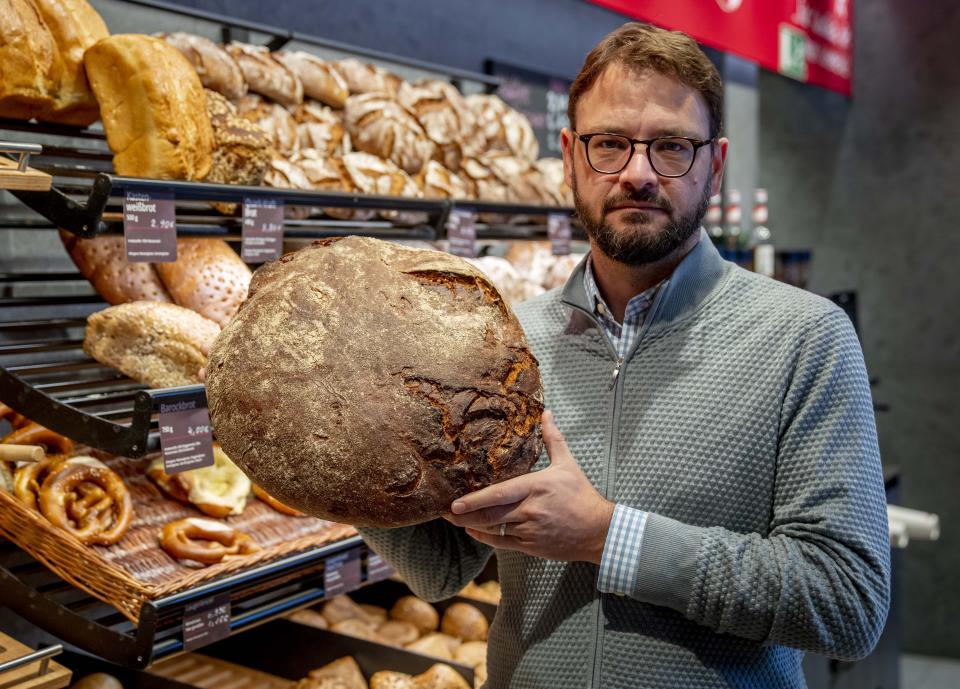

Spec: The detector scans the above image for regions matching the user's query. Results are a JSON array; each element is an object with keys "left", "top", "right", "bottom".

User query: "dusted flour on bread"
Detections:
[{"left": 206, "top": 237, "right": 544, "bottom": 527}]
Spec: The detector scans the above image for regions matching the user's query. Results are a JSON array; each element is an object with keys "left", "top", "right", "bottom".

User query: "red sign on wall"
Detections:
[{"left": 587, "top": 0, "right": 853, "bottom": 96}]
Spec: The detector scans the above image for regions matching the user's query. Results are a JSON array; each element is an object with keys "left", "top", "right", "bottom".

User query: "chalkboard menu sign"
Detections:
[{"left": 485, "top": 60, "right": 571, "bottom": 157}]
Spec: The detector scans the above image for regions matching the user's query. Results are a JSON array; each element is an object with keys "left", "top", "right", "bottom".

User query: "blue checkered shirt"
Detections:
[{"left": 583, "top": 258, "right": 663, "bottom": 595}]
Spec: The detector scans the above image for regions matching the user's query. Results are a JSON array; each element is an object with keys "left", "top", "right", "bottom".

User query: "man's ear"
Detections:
[
  {"left": 560, "top": 128, "right": 575, "bottom": 189},
  {"left": 710, "top": 137, "right": 729, "bottom": 196}
]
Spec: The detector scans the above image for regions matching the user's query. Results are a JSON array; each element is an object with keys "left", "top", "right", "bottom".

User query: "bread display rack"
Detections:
[{"left": 0, "top": 0, "right": 566, "bottom": 676}]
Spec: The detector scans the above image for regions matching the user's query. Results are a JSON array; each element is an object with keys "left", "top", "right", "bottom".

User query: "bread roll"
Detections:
[
  {"left": 345, "top": 93, "right": 435, "bottom": 175},
  {"left": 322, "top": 595, "right": 372, "bottom": 625},
  {"left": 411, "top": 664, "right": 470, "bottom": 689},
  {"left": 416, "top": 160, "right": 469, "bottom": 200},
  {"left": 295, "top": 679, "right": 351, "bottom": 689},
  {"left": 360, "top": 603, "right": 388, "bottom": 623},
  {"left": 84, "top": 34, "right": 214, "bottom": 180},
  {"left": 154, "top": 239, "right": 252, "bottom": 328},
  {"left": 390, "top": 596, "right": 439, "bottom": 635},
  {"left": 276, "top": 51, "right": 348, "bottom": 109},
  {"left": 161, "top": 32, "right": 246, "bottom": 101},
  {"left": 370, "top": 671, "right": 414, "bottom": 689},
  {"left": 33, "top": 0, "right": 108, "bottom": 126},
  {"left": 68, "top": 673, "right": 124, "bottom": 689},
  {"left": 226, "top": 42, "right": 302, "bottom": 106},
  {"left": 377, "top": 619, "right": 420, "bottom": 646},
  {"left": 59, "top": 230, "right": 173, "bottom": 305},
  {"left": 307, "top": 656, "right": 366, "bottom": 689},
  {"left": 0, "top": 0, "right": 60, "bottom": 120},
  {"left": 237, "top": 93, "right": 299, "bottom": 155},
  {"left": 288, "top": 608, "right": 328, "bottom": 629},
  {"left": 331, "top": 618, "right": 379, "bottom": 641},
  {"left": 405, "top": 634, "right": 453, "bottom": 661},
  {"left": 206, "top": 237, "right": 544, "bottom": 527},
  {"left": 205, "top": 89, "right": 272, "bottom": 214},
  {"left": 453, "top": 641, "right": 487, "bottom": 668},
  {"left": 440, "top": 603, "right": 488, "bottom": 642},
  {"left": 84, "top": 302, "right": 219, "bottom": 389}
]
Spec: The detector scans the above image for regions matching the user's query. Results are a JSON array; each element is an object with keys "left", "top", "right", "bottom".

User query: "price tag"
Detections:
[
  {"left": 548, "top": 213, "right": 572, "bottom": 256},
  {"left": 158, "top": 388, "right": 214, "bottom": 475},
  {"left": 324, "top": 548, "right": 362, "bottom": 598},
  {"left": 183, "top": 593, "right": 231, "bottom": 651},
  {"left": 446, "top": 209, "right": 477, "bottom": 258},
  {"left": 366, "top": 551, "right": 395, "bottom": 584},
  {"left": 241, "top": 197, "right": 285, "bottom": 263},
  {"left": 124, "top": 190, "right": 177, "bottom": 262}
]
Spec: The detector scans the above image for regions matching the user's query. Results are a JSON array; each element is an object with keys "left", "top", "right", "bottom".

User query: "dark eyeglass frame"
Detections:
[{"left": 575, "top": 131, "right": 715, "bottom": 177}]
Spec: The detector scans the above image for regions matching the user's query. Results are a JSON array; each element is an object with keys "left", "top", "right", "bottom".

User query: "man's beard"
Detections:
[{"left": 572, "top": 172, "right": 711, "bottom": 266}]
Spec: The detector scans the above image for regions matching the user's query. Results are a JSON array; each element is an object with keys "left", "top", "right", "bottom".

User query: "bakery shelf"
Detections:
[{"left": 0, "top": 533, "right": 392, "bottom": 669}]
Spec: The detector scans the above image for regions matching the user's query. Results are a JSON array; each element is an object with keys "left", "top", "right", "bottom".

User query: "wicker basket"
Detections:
[{"left": 0, "top": 451, "right": 356, "bottom": 622}]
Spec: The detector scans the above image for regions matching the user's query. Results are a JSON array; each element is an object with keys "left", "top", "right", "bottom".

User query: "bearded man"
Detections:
[{"left": 360, "top": 22, "right": 889, "bottom": 689}]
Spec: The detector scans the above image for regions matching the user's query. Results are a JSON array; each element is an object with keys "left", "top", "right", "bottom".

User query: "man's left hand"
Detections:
[{"left": 445, "top": 410, "right": 615, "bottom": 564}]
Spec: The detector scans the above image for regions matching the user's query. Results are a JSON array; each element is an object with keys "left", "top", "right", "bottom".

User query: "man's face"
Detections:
[{"left": 561, "top": 64, "right": 727, "bottom": 265}]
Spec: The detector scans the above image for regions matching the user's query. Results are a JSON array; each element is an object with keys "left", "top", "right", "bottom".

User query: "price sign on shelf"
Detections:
[
  {"left": 324, "top": 548, "right": 362, "bottom": 599},
  {"left": 366, "top": 550, "right": 395, "bottom": 584},
  {"left": 446, "top": 209, "right": 477, "bottom": 258},
  {"left": 183, "top": 593, "right": 231, "bottom": 651},
  {"left": 241, "top": 197, "right": 285, "bottom": 263},
  {"left": 158, "top": 388, "right": 214, "bottom": 475},
  {"left": 548, "top": 213, "right": 572, "bottom": 256},
  {"left": 123, "top": 190, "right": 177, "bottom": 262}
]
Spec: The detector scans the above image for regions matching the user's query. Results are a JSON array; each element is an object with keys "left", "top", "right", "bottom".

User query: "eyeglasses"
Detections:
[{"left": 575, "top": 132, "right": 714, "bottom": 177}]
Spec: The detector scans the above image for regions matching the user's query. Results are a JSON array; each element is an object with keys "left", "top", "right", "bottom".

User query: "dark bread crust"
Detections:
[{"left": 206, "top": 236, "right": 543, "bottom": 527}]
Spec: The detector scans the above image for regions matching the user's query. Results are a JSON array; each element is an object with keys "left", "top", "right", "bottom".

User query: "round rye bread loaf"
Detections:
[{"left": 205, "top": 236, "right": 544, "bottom": 527}]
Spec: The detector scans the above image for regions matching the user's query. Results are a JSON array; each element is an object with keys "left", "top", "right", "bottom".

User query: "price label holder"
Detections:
[
  {"left": 241, "top": 196, "right": 285, "bottom": 263},
  {"left": 183, "top": 593, "right": 231, "bottom": 652},
  {"left": 324, "top": 548, "right": 362, "bottom": 598},
  {"left": 124, "top": 190, "right": 177, "bottom": 262},
  {"left": 446, "top": 208, "right": 477, "bottom": 258},
  {"left": 548, "top": 213, "right": 572, "bottom": 256},
  {"left": 366, "top": 550, "right": 395, "bottom": 584},
  {"left": 158, "top": 387, "right": 214, "bottom": 475}
]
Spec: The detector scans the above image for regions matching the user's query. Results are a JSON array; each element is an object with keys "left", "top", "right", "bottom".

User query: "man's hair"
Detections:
[{"left": 568, "top": 22, "right": 724, "bottom": 139}]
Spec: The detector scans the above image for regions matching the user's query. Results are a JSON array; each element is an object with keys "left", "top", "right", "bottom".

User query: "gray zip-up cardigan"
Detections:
[{"left": 359, "top": 230, "right": 890, "bottom": 688}]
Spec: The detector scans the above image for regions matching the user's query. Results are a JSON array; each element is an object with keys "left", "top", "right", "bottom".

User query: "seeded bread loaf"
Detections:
[
  {"left": 59, "top": 230, "right": 173, "bottom": 305},
  {"left": 154, "top": 238, "right": 252, "bottom": 328},
  {"left": 206, "top": 236, "right": 544, "bottom": 527},
  {"left": 84, "top": 302, "right": 220, "bottom": 389}
]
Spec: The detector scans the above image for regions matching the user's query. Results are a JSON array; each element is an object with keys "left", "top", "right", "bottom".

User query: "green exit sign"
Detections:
[{"left": 778, "top": 24, "right": 808, "bottom": 82}]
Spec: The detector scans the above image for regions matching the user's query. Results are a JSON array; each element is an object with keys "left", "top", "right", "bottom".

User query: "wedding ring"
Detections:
[{"left": 499, "top": 523, "right": 507, "bottom": 537}]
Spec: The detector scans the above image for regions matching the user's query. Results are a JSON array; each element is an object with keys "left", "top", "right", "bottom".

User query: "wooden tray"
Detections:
[
  {"left": 149, "top": 653, "right": 292, "bottom": 689},
  {"left": 0, "top": 450, "right": 356, "bottom": 623},
  {"left": 0, "top": 632, "right": 71, "bottom": 689}
]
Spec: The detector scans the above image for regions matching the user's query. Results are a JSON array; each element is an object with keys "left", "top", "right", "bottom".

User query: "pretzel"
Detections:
[
  {"left": 38, "top": 462, "right": 133, "bottom": 546},
  {"left": 252, "top": 483, "right": 305, "bottom": 517},
  {"left": 2, "top": 422, "right": 75, "bottom": 460},
  {"left": 0, "top": 402, "right": 28, "bottom": 430},
  {"left": 14, "top": 455, "right": 106, "bottom": 511},
  {"left": 159, "top": 517, "right": 261, "bottom": 565}
]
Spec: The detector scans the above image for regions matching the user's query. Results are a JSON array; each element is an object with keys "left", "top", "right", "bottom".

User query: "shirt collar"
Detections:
[{"left": 583, "top": 255, "right": 665, "bottom": 327}]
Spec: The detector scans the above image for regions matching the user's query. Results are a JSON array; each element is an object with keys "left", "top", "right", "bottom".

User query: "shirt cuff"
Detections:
[{"left": 597, "top": 504, "right": 648, "bottom": 595}]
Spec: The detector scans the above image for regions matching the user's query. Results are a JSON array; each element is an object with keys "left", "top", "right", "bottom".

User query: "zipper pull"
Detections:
[{"left": 609, "top": 358, "right": 623, "bottom": 390}]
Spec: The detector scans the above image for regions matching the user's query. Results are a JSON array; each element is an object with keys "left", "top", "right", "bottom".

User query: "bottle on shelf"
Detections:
[
  {"left": 706, "top": 193, "right": 724, "bottom": 246},
  {"left": 722, "top": 189, "right": 743, "bottom": 258},
  {"left": 748, "top": 188, "right": 774, "bottom": 278}
]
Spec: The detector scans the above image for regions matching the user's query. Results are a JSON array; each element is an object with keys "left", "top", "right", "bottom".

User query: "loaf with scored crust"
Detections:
[{"left": 206, "top": 237, "right": 543, "bottom": 527}]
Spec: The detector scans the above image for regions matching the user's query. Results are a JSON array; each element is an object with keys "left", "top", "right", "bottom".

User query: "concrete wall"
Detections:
[{"left": 759, "top": 2, "right": 960, "bottom": 657}]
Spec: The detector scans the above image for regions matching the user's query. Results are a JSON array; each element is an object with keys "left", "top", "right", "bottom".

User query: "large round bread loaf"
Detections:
[{"left": 206, "top": 237, "right": 543, "bottom": 527}]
